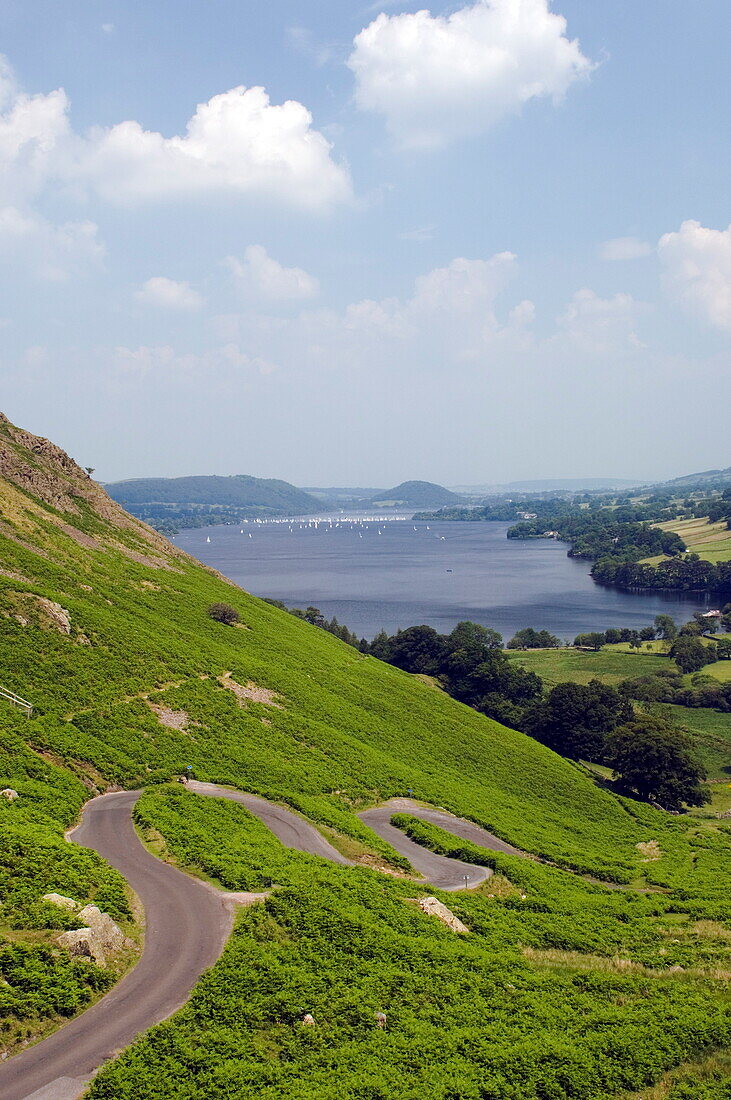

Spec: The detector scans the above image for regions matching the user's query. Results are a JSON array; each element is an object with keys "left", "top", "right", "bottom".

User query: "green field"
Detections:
[
  {"left": 1, "top": 413, "right": 731, "bottom": 1098},
  {"left": 667, "top": 706, "right": 731, "bottom": 781},
  {"left": 506, "top": 646, "right": 731, "bottom": 780},
  {"left": 505, "top": 645, "right": 671, "bottom": 687},
  {"left": 649, "top": 516, "right": 731, "bottom": 565}
]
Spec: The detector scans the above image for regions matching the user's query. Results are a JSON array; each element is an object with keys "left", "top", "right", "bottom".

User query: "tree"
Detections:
[
  {"left": 670, "top": 635, "right": 714, "bottom": 674},
  {"left": 654, "top": 614, "right": 677, "bottom": 641},
  {"left": 387, "top": 625, "right": 446, "bottom": 674},
  {"left": 525, "top": 679, "right": 633, "bottom": 762},
  {"left": 507, "top": 627, "right": 560, "bottom": 650},
  {"left": 605, "top": 713, "right": 710, "bottom": 810},
  {"left": 304, "top": 607, "right": 326, "bottom": 627},
  {"left": 446, "top": 621, "right": 503, "bottom": 657},
  {"left": 574, "top": 632, "right": 605, "bottom": 650},
  {"left": 694, "top": 611, "right": 718, "bottom": 635},
  {"left": 368, "top": 630, "right": 391, "bottom": 661},
  {"left": 207, "top": 602, "right": 240, "bottom": 626}
]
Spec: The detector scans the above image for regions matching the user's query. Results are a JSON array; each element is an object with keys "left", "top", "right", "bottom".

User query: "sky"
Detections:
[{"left": 1, "top": 0, "right": 730, "bottom": 486}]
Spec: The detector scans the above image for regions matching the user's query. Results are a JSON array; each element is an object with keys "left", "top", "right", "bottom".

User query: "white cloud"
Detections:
[
  {"left": 136, "top": 276, "right": 203, "bottom": 311},
  {"left": 348, "top": 0, "right": 593, "bottom": 148},
  {"left": 599, "top": 236, "right": 652, "bottom": 261},
  {"left": 556, "top": 288, "right": 641, "bottom": 354},
  {"left": 0, "top": 56, "right": 351, "bottom": 210},
  {"left": 224, "top": 252, "right": 527, "bottom": 371},
  {"left": 114, "top": 343, "right": 277, "bottom": 376},
  {"left": 225, "top": 245, "right": 319, "bottom": 301},
  {"left": 399, "top": 224, "right": 436, "bottom": 242},
  {"left": 0, "top": 205, "right": 104, "bottom": 279},
  {"left": 658, "top": 220, "right": 731, "bottom": 330}
]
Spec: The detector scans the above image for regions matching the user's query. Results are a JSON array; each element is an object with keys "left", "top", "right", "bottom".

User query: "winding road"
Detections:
[
  {"left": 0, "top": 785, "right": 503, "bottom": 1100},
  {"left": 358, "top": 798, "right": 523, "bottom": 890}
]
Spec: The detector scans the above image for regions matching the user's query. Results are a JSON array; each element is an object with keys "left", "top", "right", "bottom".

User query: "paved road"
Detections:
[
  {"left": 187, "top": 781, "right": 352, "bottom": 865},
  {"left": 1, "top": 787, "right": 509, "bottom": 1098},
  {"left": 359, "top": 798, "right": 524, "bottom": 891},
  {"left": 0, "top": 791, "right": 236, "bottom": 1100}
]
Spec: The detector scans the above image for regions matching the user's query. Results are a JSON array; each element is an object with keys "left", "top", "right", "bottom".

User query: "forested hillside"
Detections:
[
  {"left": 0, "top": 413, "right": 730, "bottom": 1099},
  {"left": 104, "top": 474, "right": 323, "bottom": 532}
]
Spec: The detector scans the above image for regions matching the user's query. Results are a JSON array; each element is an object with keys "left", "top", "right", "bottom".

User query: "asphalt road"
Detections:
[
  {"left": 359, "top": 798, "right": 523, "bottom": 890},
  {"left": 1, "top": 787, "right": 510, "bottom": 1098},
  {"left": 186, "top": 781, "right": 352, "bottom": 865},
  {"left": 0, "top": 791, "right": 235, "bottom": 1100}
]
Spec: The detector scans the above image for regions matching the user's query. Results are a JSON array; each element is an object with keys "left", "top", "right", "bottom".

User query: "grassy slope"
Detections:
[
  {"left": 506, "top": 646, "right": 669, "bottom": 688},
  {"left": 647, "top": 517, "right": 731, "bottom": 565},
  {"left": 0, "top": 415, "right": 730, "bottom": 1096}
]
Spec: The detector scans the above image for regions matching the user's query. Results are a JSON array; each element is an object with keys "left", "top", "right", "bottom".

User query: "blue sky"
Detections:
[{"left": 1, "top": 0, "right": 730, "bottom": 484}]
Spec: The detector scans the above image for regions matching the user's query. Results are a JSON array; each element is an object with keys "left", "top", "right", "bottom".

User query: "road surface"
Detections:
[
  {"left": 186, "top": 781, "right": 352, "bottom": 865},
  {"left": 0, "top": 791, "right": 237, "bottom": 1100},
  {"left": 0, "top": 787, "right": 504, "bottom": 1098},
  {"left": 359, "top": 798, "right": 523, "bottom": 890}
]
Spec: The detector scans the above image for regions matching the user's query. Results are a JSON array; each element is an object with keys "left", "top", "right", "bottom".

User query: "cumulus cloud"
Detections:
[
  {"left": 114, "top": 343, "right": 277, "bottom": 376},
  {"left": 599, "top": 236, "right": 652, "bottom": 261},
  {"left": 658, "top": 220, "right": 731, "bottom": 330},
  {"left": 0, "top": 56, "right": 350, "bottom": 210},
  {"left": 225, "top": 245, "right": 319, "bottom": 300},
  {"left": 556, "top": 288, "right": 641, "bottom": 355},
  {"left": 348, "top": 0, "right": 593, "bottom": 148},
  {"left": 223, "top": 252, "right": 528, "bottom": 372},
  {"left": 0, "top": 205, "right": 104, "bottom": 279},
  {"left": 136, "top": 276, "right": 203, "bottom": 310}
]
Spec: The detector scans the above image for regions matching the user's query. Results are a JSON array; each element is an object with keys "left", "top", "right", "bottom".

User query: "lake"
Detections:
[{"left": 173, "top": 517, "right": 707, "bottom": 641}]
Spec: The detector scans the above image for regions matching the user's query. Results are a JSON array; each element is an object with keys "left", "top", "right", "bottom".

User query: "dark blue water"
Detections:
[{"left": 174, "top": 518, "right": 705, "bottom": 641}]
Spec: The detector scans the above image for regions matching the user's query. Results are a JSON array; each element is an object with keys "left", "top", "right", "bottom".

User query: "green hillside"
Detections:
[
  {"left": 370, "top": 480, "right": 463, "bottom": 507},
  {"left": 1, "top": 412, "right": 730, "bottom": 1098},
  {"left": 106, "top": 474, "right": 322, "bottom": 512}
]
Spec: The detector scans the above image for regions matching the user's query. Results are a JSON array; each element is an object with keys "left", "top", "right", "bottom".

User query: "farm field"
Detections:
[
  {"left": 649, "top": 516, "right": 731, "bottom": 565},
  {"left": 506, "top": 646, "right": 731, "bottom": 780},
  {"left": 666, "top": 706, "right": 731, "bottom": 781},
  {"left": 505, "top": 645, "right": 671, "bottom": 687}
]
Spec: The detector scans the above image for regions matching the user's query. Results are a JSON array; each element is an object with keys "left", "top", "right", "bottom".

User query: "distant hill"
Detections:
[
  {"left": 657, "top": 466, "right": 731, "bottom": 491},
  {"left": 451, "top": 478, "right": 642, "bottom": 494},
  {"left": 106, "top": 475, "right": 322, "bottom": 513},
  {"left": 370, "top": 480, "right": 463, "bottom": 508},
  {"left": 302, "top": 487, "right": 384, "bottom": 503}
]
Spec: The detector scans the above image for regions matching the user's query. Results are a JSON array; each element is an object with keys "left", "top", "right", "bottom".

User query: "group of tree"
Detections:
[
  {"left": 591, "top": 554, "right": 731, "bottom": 595},
  {"left": 506, "top": 627, "right": 561, "bottom": 650},
  {"left": 369, "top": 620, "right": 542, "bottom": 728},
  {"left": 573, "top": 610, "right": 730, "bottom": 672},
  {"left": 525, "top": 682, "right": 709, "bottom": 810},
  {"left": 264, "top": 601, "right": 367, "bottom": 649},
  {"left": 620, "top": 668, "right": 731, "bottom": 714}
]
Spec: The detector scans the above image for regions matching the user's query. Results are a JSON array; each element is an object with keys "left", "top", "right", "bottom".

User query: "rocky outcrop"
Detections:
[
  {"left": 54, "top": 903, "right": 132, "bottom": 966},
  {"left": 15, "top": 595, "right": 71, "bottom": 634},
  {"left": 56, "top": 928, "right": 106, "bottom": 966},
  {"left": 0, "top": 411, "right": 188, "bottom": 562},
  {"left": 417, "top": 896, "right": 470, "bottom": 934},
  {"left": 42, "top": 893, "right": 79, "bottom": 911},
  {"left": 77, "top": 905, "right": 130, "bottom": 953},
  {"left": 0, "top": 789, "right": 19, "bottom": 801}
]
